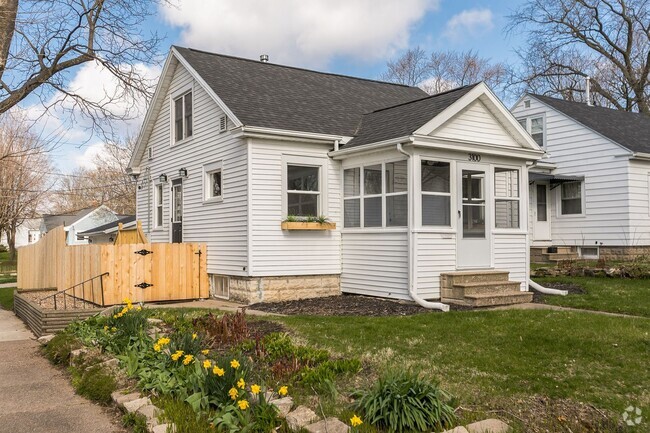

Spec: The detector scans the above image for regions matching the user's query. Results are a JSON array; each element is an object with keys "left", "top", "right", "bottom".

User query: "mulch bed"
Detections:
[
  {"left": 250, "top": 294, "right": 471, "bottom": 317},
  {"left": 532, "top": 282, "right": 586, "bottom": 303},
  {"left": 20, "top": 290, "right": 99, "bottom": 310}
]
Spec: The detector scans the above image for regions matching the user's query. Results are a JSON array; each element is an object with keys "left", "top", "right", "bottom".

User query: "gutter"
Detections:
[
  {"left": 529, "top": 280, "right": 568, "bottom": 296},
  {"left": 396, "top": 142, "right": 450, "bottom": 312},
  {"left": 631, "top": 152, "right": 650, "bottom": 161},
  {"left": 240, "top": 126, "right": 346, "bottom": 144}
]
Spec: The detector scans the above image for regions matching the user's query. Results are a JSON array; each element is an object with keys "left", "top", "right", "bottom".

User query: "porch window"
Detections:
[
  {"left": 494, "top": 168, "right": 520, "bottom": 228},
  {"left": 173, "top": 91, "right": 193, "bottom": 143},
  {"left": 154, "top": 183, "right": 163, "bottom": 228},
  {"left": 385, "top": 161, "right": 408, "bottom": 226},
  {"left": 343, "top": 168, "right": 361, "bottom": 227},
  {"left": 364, "top": 165, "right": 382, "bottom": 227},
  {"left": 561, "top": 181, "right": 582, "bottom": 215},
  {"left": 287, "top": 165, "right": 320, "bottom": 217},
  {"left": 421, "top": 160, "right": 450, "bottom": 226}
]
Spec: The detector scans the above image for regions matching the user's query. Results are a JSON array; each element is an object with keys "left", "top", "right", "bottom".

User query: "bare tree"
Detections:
[
  {"left": 508, "top": 0, "right": 650, "bottom": 114},
  {"left": 381, "top": 48, "right": 508, "bottom": 97},
  {"left": 0, "top": 0, "right": 166, "bottom": 136},
  {"left": 0, "top": 112, "right": 51, "bottom": 259},
  {"left": 50, "top": 138, "right": 136, "bottom": 214}
]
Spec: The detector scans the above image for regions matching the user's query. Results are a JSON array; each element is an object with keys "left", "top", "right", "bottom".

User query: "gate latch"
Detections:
[
  {"left": 135, "top": 282, "right": 153, "bottom": 289},
  {"left": 134, "top": 249, "right": 153, "bottom": 256}
]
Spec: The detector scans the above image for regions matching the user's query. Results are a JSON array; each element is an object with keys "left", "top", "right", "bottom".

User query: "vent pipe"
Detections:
[
  {"left": 260, "top": 54, "right": 269, "bottom": 63},
  {"left": 585, "top": 76, "right": 592, "bottom": 106}
]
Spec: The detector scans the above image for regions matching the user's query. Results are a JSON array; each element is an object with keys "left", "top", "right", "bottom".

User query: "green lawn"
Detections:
[
  {"left": 534, "top": 276, "right": 650, "bottom": 317},
  {"left": 279, "top": 310, "right": 650, "bottom": 432},
  {"left": 0, "top": 287, "right": 14, "bottom": 310}
]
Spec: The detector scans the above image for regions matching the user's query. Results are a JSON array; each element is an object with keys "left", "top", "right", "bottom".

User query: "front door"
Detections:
[
  {"left": 457, "top": 163, "right": 491, "bottom": 268},
  {"left": 533, "top": 183, "right": 551, "bottom": 241},
  {"left": 171, "top": 179, "right": 183, "bottom": 243}
]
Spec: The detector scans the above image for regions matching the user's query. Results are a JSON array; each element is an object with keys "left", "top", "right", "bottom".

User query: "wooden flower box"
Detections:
[{"left": 281, "top": 221, "right": 336, "bottom": 231}]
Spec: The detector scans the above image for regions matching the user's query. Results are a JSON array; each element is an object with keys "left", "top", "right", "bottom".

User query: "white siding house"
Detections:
[
  {"left": 129, "top": 46, "right": 543, "bottom": 306},
  {"left": 512, "top": 94, "right": 650, "bottom": 260}
]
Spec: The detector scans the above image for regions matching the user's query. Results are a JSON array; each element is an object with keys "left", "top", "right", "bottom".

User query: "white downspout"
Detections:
[
  {"left": 529, "top": 280, "right": 568, "bottom": 296},
  {"left": 397, "top": 143, "right": 450, "bottom": 312}
]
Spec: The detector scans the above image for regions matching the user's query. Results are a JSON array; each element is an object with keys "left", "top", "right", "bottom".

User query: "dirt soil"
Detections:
[
  {"left": 250, "top": 294, "right": 471, "bottom": 316},
  {"left": 19, "top": 291, "right": 100, "bottom": 310},
  {"left": 532, "top": 282, "right": 586, "bottom": 303}
]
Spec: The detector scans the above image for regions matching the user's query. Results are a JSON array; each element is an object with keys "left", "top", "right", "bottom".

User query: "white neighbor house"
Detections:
[
  {"left": 128, "top": 47, "right": 544, "bottom": 306},
  {"left": 0, "top": 218, "right": 42, "bottom": 249},
  {"left": 512, "top": 94, "right": 650, "bottom": 262}
]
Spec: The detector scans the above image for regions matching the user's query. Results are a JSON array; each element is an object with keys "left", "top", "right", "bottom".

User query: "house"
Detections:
[
  {"left": 0, "top": 218, "right": 42, "bottom": 249},
  {"left": 128, "top": 46, "right": 544, "bottom": 306},
  {"left": 511, "top": 94, "right": 650, "bottom": 262},
  {"left": 76, "top": 215, "right": 137, "bottom": 244},
  {"left": 41, "top": 206, "right": 121, "bottom": 245}
]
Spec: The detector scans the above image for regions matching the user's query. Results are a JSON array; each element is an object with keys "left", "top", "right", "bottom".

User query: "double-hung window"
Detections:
[
  {"left": 173, "top": 91, "right": 193, "bottom": 142},
  {"left": 421, "top": 160, "right": 451, "bottom": 226},
  {"left": 494, "top": 168, "right": 520, "bottom": 228},
  {"left": 154, "top": 183, "right": 163, "bottom": 228},
  {"left": 385, "top": 161, "right": 408, "bottom": 226},
  {"left": 561, "top": 181, "right": 582, "bottom": 215},
  {"left": 287, "top": 165, "right": 320, "bottom": 217},
  {"left": 517, "top": 115, "right": 544, "bottom": 147}
]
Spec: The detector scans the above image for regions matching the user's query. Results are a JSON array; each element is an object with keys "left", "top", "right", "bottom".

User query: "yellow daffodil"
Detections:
[
  {"left": 112, "top": 314, "right": 118, "bottom": 319},
  {"left": 278, "top": 386, "right": 288, "bottom": 396},
  {"left": 103, "top": 325, "right": 109, "bottom": 331},
  {"left": 136, "top": 306, "right": 142, "bottom": 311},
  {"left": 201, "top": 349, "right": 210, "bottom": 355},
  {"left": 111, "top": 327, "right": 117, "bottom": 332},
  {"left": 203, "top": 359, "right": 212, "bottom": 369},
  {"left": 350, "top": 415, "right": 363, "bottom": 427},
  {"left": 213, "top": 366, "right": 225, "bottom": 376},
  {"left": 157, "top": 337, "right": 170, "bottom": 346},
  {"left": 230, "top": 359, "right": 240, "bottom": 369},
  {"left": 250, "top": 384, "right": 261, "bottom": 395},
  {"left": 182, "top": 354, "right": 194, "bottom": 365},
  {"left": 237, "top": 399, "right": 249, "bottom": 410},
  {"left": 153, "top": 343, "right": 161, "bottom": 352},
  {"left": 228, "top": 387, "right": 239, "bottom": 400},
  {"left": 192, "top": 333, "right": 197, "bottom": 340},
  {"left": 237, "top": 378, "right": 245, "bottom": 389},
  {"left": 171, "top": 350, "right": 184, "bottom": 361}
]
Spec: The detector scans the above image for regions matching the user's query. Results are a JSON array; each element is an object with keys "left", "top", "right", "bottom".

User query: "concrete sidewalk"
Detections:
[{"left": 0, "top": 308, "right": 124, "bottom": 432}]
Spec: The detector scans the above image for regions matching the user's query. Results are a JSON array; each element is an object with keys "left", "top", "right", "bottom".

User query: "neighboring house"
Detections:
[
  {"left": 76, "top": 215, "right": 137, "bottom": 244},
  {"left": 512, "top": 94, "right": 650, "bottom": 262},
  {"left": 41, "top": 206, "right": 121, "bottom": 245},
  {"left": 0, "top": 218, "right": 42, "bottom": 249},
  {"left": 128, "top": 46, "right": 543, "bottom": 305}
]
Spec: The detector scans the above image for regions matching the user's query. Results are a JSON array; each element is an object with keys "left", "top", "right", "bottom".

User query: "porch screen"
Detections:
[
  {"left": 421, "top": 161, "right": 450, "bottom": 226},
  {"left": 494, "top": 168, "right": 520, "bottom": 229}
]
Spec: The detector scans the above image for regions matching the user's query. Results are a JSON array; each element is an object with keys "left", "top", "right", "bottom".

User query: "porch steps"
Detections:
[{"left": 441, "top": 270, "right": 533, "bottom": 308}]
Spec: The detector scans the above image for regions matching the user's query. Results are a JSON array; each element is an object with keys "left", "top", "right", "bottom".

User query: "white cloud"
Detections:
[
  {"left": 161, "top": 0, "right": 440, "bottom": 67},
  {"left": 444, "top": 8, "right": 493, "bottom": 41}
]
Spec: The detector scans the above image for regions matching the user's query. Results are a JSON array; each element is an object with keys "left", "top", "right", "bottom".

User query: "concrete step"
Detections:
[
  {"left": 463, "top": 291, "right": 533, "bottom": 307},
  {"left": 454, "top": 281, "right": 523, "bottom": 296},
  {"left": 441, "top": 270, "right": 510, "bottom": 286},
  {"left": 544, "top": 253, "right": 578, "bottom": 261}
]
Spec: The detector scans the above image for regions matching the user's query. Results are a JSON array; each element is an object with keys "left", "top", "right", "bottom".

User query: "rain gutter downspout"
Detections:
[
  {"left": 397, "top": 142, "right": 450, "bottom": 312},
  {"left": 529, "top": 280, "right": 568, "bottom": 296}
]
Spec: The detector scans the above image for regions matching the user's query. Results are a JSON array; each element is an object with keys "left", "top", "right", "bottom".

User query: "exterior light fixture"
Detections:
[
  {"left": 179, "top": 167, "right": 188, "bottom": 178},
  {"left": 159, "top": 173, "right": 168, "bottom": 183}
]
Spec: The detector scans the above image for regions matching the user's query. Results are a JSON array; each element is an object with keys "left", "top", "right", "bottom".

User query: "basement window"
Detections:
[{"left": 579, "top": 246, "right": 599, "bottom": 259}]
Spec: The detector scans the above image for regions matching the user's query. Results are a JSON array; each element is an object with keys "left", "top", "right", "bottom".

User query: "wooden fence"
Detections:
[{"left": 17, "top": 226, "right": 209, "bottom": 306}]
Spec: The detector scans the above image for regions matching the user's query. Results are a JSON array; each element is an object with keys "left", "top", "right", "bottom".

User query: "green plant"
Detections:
[
  {"left": 301, "top": 358, "right": 361, "bottom": 390},
  {"left": 316, "top": 215, "right": 329, "bottom": 224},
  {"left": 157, "top": 397, "right": 214, "bottom": 433},
  {"left": 353, "top": 370, "right": 456, "bottom": 433},
  {"left": 305, "top": 215, "right": 316, "bottom": 222},
  {"left": 193, "top": 311, "right": 249, "bottom": 349},
  {"left": 75, "top": 365, "right": 117, "bottom": 405},
  {"left": 285, "top": 215, "right": 297, "bottom": 222},
  {"left": 44, "top": 333, "right": 81, "bottom": 365},
  {"left": 122, "top": 412, "right": 149, "bottom": 433}
]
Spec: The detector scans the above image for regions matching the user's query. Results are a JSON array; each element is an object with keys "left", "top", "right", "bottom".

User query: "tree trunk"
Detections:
[
  {"left": 0, "top": 0, "right": 18, "bottom": 76},
  {"left": 7, "top": 223, "right": 15, "bottom": 261}
]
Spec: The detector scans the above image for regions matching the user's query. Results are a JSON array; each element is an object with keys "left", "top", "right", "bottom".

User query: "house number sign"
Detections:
[{"left": 468, "top": 153, "right": 481, "bottom": 162}]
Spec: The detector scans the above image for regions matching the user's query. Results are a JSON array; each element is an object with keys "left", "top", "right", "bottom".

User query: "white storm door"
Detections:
[
  {"left": 457, "top": 163, "right": 491, "bottom": 268},
  {"left": 533, "top": 183, "right": 551, "bottom": 241}
]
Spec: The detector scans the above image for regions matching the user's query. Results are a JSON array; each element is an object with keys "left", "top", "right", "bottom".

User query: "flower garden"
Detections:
[{"left": 43, "top": 299, "right": 458, "bottom": 433}]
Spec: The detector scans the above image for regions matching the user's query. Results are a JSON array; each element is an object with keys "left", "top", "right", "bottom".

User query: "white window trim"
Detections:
[
  {"left": 557, "top": 180, "right": 586, "bottom": 217},
  {"left": 579, "top": 246, "right": 599, "bottom": 259},
  {"left": 647, "top": 173, "right": 650, "bottom": 217},
  {"left": 420, "top": 158, "right": 452, "bottom": 228},
  {"left": 343, "top": 167, "right": 361, "bottom": 228},
  {"left": 203, "top": 161, "right": 224, "bottom": 203},
  {"left": 281, "top": 154, "right": 328, "bottom": 218},
  {"left": 493, "top": 166, "right": 522, "bottom": 230},
  {"left": 153, "top": 182, "right": 164, "bottom": 230},
  {"left": 516, "top": 113, "right": 546, "bottom": 148},
  {"left": 170, "top": 86, "right": 194, "bottom": 147}
]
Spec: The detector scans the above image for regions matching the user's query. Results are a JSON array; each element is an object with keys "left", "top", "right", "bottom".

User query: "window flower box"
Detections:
[{"left": 281, "top": 221, "right": 336, "bottom": 231}]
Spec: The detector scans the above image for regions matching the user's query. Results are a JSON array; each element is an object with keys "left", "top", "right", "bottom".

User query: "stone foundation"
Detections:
[
  {"left": 599, "top": 246, "right": 650, "bottom": 261},
  {"left": 227, "top": 274, "right": 341, "bottom": 304}
]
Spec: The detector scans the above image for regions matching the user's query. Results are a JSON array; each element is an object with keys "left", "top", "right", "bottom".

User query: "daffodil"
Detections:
[
  {"left": 192, "top": 333, "right": 197, "bottom": 340},
  {"left": 228, "top": 387, "right": 239, "bottom": 400},
  {"left": 182, "top": 354, "right": 194, "bottom": 365},
  {"left": 278, "top": 386, "right": 288, "bottom": 396},
  {"left": 136, "top": 306, "right": 142, "bottom": 311},
  {"left": 250, "top": 384, "right": 261, "bottom": 395},
  {"left": 201, "top": 349, "right": 210, "bottom": 355},
  {"left": 230, "top": 359, "right": 240, "bottom": 369},
  {"left": 103, "top": 325, "right": 109, "bottom": 331},
  {"left": 157, "top": 337, "right": 170, "bottom": 346},
  {"left": 237, "top": 378, "right": 245, "bottom": 389},
  {"left": 171, "top": 350, "right": 184, "bottom": 361},
  {"left": 153, "top": 343, "right": 161, "bottom": 352},
  {"left": 203, "top": 359, "right": 212, "bottom": 369},
  {"left": 237, "top": 399, "right": 249, "bottom": 410},
  {"left": 111, "top": 327, "right": 117, "bottom": 332},
  {"left": 213, "top": 366, "right": 225, "bottom": 376},
  {"left": 350, "top": 415, "right": 363, "bottom": 427}
]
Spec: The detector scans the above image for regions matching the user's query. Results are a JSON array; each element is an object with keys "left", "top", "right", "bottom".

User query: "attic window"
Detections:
[
  {"left": 524, "top": 100, "right": 531, "bottom": 108},
  {"left": 173, "top": 91, "right": 193, "bottom": 142}
]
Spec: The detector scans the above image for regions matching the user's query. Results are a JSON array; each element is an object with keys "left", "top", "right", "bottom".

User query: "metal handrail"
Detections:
[{"left": 39, "top": 272, "right": 109, "bottom": 310}]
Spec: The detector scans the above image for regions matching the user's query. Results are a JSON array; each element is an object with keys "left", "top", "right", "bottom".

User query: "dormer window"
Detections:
[{"left": 174, "top": 91, "right": 193, "bottom": 142}]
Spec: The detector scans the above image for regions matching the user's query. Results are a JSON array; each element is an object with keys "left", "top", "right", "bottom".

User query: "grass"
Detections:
[
  {"left": 0, "top": 275, "right": 17, "bottom": 284},
  {"left": 279, "top": 309, "right": 650, "bottom": 431},
  {"left": 535, "top": 276, "right": 650, "bottom": 317},
  {"left": 0, "top": 286, "right": 14, "bottom": 310}
]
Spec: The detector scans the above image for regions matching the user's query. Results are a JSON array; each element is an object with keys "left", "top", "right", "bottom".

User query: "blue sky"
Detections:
[{"left": 39, "top": 0, "right": 529, "bottom": 172}]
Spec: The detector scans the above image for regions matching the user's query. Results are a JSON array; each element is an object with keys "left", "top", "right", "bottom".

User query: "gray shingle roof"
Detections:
[
  {"left": 345, "top": 84, "right": 479, "bottom": 148},
  {"left": 42, "top": 208, "right": 95, "bottom": 232},
  {"left": 531, "top": 94, "right": 650, "bottom": 153},
  {"left": 175, "top": 47, "right": 427, "bottom": 137},
  {"left": 77, "top": 215, "right": 136, "bottom": 236}
]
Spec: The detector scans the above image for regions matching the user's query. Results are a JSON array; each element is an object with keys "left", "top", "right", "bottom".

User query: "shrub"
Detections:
[
  {"left": 353, "top": 371, "right": 456, "bottom": 433},
  {"left": 193, "top": 311, "right": 249, "bottom": 349},
  {"left": 44, "top": 333, "right": 81, "bottom": 365},
  {"left": 75, "top": 366, "right": 117, "bottom": 405},
  {"left": 122, "top": 412, "right": 148, "bottom": 433}
]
